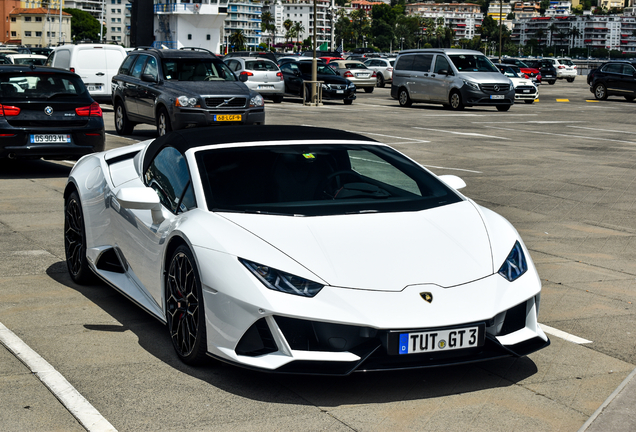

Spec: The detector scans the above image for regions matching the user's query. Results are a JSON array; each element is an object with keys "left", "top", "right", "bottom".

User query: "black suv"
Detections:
[
  {"left": 588, "top": 61, "right": 636, "bottom": 102},
  {"left": 524, "top": 59, "right": 558, "bottom": 85},
  {"left": 112, "top": 48, "right": 265, "bottom": 136},
  {"left": 0, "top": 65, "right": 104, "bottom": 160}
]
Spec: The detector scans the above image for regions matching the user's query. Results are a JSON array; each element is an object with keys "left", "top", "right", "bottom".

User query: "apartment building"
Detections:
[
  {"left": 406, "top": 3, "right": 483, "bottom": 42},
  {"left": 6, "top": 7, "right": 71, "bottom": 46}
]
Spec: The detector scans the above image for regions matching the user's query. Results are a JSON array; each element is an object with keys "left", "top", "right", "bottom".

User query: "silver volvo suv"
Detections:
[{"left": 391, "top": 48, "right": 515, "bottom": 111}]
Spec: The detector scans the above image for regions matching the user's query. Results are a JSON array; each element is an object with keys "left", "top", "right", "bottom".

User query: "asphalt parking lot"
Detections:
[{"left": 1, "top": 78, "right": 635, "bottom": 431}]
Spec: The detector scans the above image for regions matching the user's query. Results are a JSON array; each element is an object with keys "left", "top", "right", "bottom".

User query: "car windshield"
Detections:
[
  {"left": 298, "top": 62, "right": 336, "bottom": 75},
  {"left": 162, "top": 58, "right": 237, "bottom": 81},
  {"left": 499, "top": 66, "right": 521, "bottom": 78},
  {"left": 0, "top": 72, "right": 87, "bottom": 99},
  {"left": 245, "top": 60, "right": 279, "bottom": 71},
  {"left": 449, "top": 54, "right": 499, "bottom": 72},
  {"left": 12, "top": 57, "right": 46, "bottom": 65},
  {"left": 196, "top": 144, "right": 462, "bottom": 217}
]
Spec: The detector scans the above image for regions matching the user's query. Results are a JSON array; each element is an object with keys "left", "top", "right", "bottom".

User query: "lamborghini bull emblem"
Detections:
[{"left": 420, "top": 292, "right": 433, "bottom": 303}]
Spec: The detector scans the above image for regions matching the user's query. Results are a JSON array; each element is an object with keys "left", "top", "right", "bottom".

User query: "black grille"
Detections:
[
  {"left": 204, "top": 97, "right": 247, "bottom": 108},
  {"left": 480, "top": 84, "right": 511, "bottom": 92},
  {"left": 326, "top": 84, "right": 347, "bottom": 90},
  {"left": 235, "top": 318, "right": 277, "bottom": 356},
  {"left": 515, "top": 86, "right": 536, "bottom": 94}
]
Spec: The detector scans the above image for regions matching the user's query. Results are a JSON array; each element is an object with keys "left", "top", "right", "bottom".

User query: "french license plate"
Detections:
[
  {"left": 490, "top": 94, "right": 504, "bottom": 99},
  {"left": 87, "top": 85, "right": 103, "bottom": 92},
  {"left": 398, "top": 326, "right": 481, "bottom": 355},
  {"left": 523, "top": 90, "right": 530, "bottom": 93},
  {"left": 356, "top": 73, "right": 369, "bottom": 78},
  {"left": 336, "top": 90, "right": 344, "bottom": 94},
  {"left": 545, "top": 75, "right": 553, "bottom": 77},
  {"left": 30, "top": 134, "right": 71, "bottom": 144},
  {"left": 258, "top": 85, "right": 274, "bottom": 89},
  {"left": 214, "top": 114, "right": 241, "bottom": 122}
]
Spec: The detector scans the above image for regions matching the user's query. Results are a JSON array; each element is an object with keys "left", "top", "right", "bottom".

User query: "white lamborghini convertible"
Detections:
[{"left": 64, "top": 125, "right": 549, "bottom": 374}]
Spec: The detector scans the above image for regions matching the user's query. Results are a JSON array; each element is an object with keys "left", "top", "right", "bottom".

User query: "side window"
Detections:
[
  {"left": 144, "top": 147, "right": 196, "bottom": 214},
  {"left": 395, "top": 55, "right": 414, "bottom": 71},
  {"left": 119, "top": 54, "right": 136, "bottom": 75},
  {"left": 412, "top": 54, "right": 433, "bottom": 73},
  {"left": 143, "top": 56, "right": 158, "bottom": 80},
  {"left": 130, "top": 55, "right": 148, "bottom": 79},
  {"left": 624, "top": 64, "right": 636, "bottom": 76},
  {"left": 433, "top": 55, "right": 451, "bottom": 74},
  {"left": 55, "top": 49, "right": 70, "bottom": 69}
]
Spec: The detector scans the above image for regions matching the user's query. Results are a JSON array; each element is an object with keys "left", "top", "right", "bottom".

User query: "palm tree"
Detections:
[
  {"left": 229, "top": 30, "right": 246, "bottom": 51},
  {"left": 283, "top": 19, "right": 293, "bottom": 44},
  {"left": 292, "top": 21, "right": 305, "bottom": 50},
  {"left": 570, "top": 26, "right": 581, "bottom": 50},
  {"left": 261, "top": 11, "right": 274, "bottom": 48},
  {"left": 548, "top": 23, "right": 558, "bottom": 48}
]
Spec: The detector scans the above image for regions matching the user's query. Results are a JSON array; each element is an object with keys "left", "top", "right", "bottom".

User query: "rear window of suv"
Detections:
[
  {"left": 0, "top": 72, "right": 87, "bottom": 99},
  {"left": 161, "top": 58, "right": 237, "bottom": 82}
]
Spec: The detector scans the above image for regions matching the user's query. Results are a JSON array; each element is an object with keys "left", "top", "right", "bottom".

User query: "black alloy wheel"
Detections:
[
  {"left": 166, "top": 245, "right": 208, "bottom": 365},
  {"left": 64, "top": 191, "right": 95, "bottom": 284}
]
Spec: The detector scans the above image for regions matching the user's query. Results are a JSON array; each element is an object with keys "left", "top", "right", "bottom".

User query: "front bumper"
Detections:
[
  {"left": 460, "top": 86, "right": 515, "bottom": 107},
  {"left": 171, "top": 107, "right": 265, "bottom": 129}
]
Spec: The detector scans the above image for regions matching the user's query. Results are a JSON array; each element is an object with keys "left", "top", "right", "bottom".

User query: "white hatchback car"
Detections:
[
  {"left": 545, "top": 58, "right": 577, "bottom": 82},
  {"left": 224, "top": 57, "right": 285, "bottom": 103},
  {"left": 364, "top": 57, "right": 394, "bottom": 88}
]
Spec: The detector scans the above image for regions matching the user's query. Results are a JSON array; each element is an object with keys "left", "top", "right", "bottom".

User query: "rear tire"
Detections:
[
  {"left": 114, "top": 101, "right": 134, "bottom": 135},
  {"left": 272, "top": 94, "right": 284, "bottom": 103},
  {"left": 364, "top": 87, "right": 374, "bottom": 93},
  {"left": 548, "top": 81, "right": 556, "bottom": 85},
  {"left": 166, "top": 245, "right": 208, "bottom": 365},
  {"left": 377, "top": 74, "right": 385, "bottom": 88},
  {"left": 567, "top": 77, "right": 575, "bottom": 83},
  {"left": 343, "top": 99, "right": 353, "bottom": 105},
  {"left": 398, "top": 88, "right": 412, "bottom": 107},
  {"left": 64, "top": 191, "right": 96, "bottom": 285}
]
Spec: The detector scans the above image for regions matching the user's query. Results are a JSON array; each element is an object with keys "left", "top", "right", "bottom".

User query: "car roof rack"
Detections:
[{"left": 179, "top": 47, "right": 216, "bottom": 56}]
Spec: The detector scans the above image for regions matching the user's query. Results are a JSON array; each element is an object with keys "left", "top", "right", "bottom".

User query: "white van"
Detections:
[{"left": 47, "top": 44, "right": 127, "bottom": 102}]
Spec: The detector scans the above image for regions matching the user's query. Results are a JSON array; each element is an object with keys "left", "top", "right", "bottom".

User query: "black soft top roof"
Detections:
[{"left": 142, "top": 125, "right": 378, "bottom": 174}]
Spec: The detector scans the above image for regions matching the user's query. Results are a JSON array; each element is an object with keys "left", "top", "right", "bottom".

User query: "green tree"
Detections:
[
  {"left": 261, "top": 11, "right": 275, "bottom": 48},
  {"left": 64, "top": 8, "right": 103, "bottom": 42},
  {"left": 229, "top": 30, "right": 246, "bottom": 51}
]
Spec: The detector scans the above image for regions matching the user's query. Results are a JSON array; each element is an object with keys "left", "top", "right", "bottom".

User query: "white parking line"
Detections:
[
  {"left": 413, "top": 127, "right": 511, "bottom": 140},
  {"left": 0, "top": 322, "right": 117, "bottom": 432},
  {"left": 568, "top": 125, "right": 636, "bottom": 134},
  {"left": 483, "top": 125, "right": 636, "bottom": 145},
  {"left": 539, "top": 323, "right": 592, "bottom": 344},
  {"left": 423, "top": 165, "right": 483, "bottom": 174}
]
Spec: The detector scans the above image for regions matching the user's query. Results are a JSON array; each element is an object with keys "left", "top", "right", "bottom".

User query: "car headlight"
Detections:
[
  {"left": 348, "top": 83, "right": 355, "bottom": 89},
  {"left": 175, "top": 96, "right": 198, "bottom": 108},
  {"left": 321, "top": 83, "right": 329, "bottom": 89},
  {"left": 249, "top": 94, "right": 264, "bottom": 107},
  {"left": 240, "top": 258, "right": 324, "bottom": 297},
  {"left": 462, "top": 79, "right": 480, "bottom": 91},
  {"left": 498, "top": 241, "right": 528, "bottom": 282}
]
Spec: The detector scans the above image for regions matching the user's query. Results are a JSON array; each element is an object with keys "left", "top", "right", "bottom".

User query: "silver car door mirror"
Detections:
[{"left": 116, "top": 187, "right": 165, "bottom": 224}]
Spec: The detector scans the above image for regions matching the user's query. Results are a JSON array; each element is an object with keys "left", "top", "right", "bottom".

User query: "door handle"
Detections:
[{"left": 96, "top": 72, "right": 105, "bottom": 76}]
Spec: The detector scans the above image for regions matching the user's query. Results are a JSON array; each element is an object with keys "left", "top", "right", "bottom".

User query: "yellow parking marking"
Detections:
[
  {"left": 586, "top": 100, "right": 600, "bottom": 102},
  {"left": 556, "top": 99, "right": 570, "bottom": 102}
]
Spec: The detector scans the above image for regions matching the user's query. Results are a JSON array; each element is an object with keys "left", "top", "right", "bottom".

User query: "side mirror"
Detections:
[
  {"left": 438, "top": 175, "right": 466, "bottom": 190},
  {"left": 140, "top": 73, "right": 158, "bottom": 83},
  {"left": 238, "top": 74, "right": 248, "bottom": 82},
  {"left": 438, "top": 69, "right": 449, "bottom": 75},
  {"left": 116, "top": 187, "right": 165, "bottom": 224}
]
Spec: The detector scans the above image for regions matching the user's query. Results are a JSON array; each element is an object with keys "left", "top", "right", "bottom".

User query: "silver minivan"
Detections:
[{"left": 391, "top": 48, "right": 515, "bottom": 111}]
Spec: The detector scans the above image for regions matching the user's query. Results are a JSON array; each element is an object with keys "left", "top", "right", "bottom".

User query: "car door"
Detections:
[
  {"left": 601, "top": 63, "right": 623, "bottom": 93},
  {"left": 112, "top": 146, "right": 196, "bottom": 307},
  {"left": 136, "top": 56, "right": 160, "bottom": 120},
  {"left": 410, "top": 54, "right": 434, "bottom": 101},
  {"left": 122, "top": 54, "right": 150, "bottom": 118},
  {"left": 622, "top": 64, "right": 636, "bottom": 96},
  {"left": 427, "top": 54, "right": 454, "bottom": 103},
  {"left": 281, "top": 62, "right": 302, "bottom": 94}
]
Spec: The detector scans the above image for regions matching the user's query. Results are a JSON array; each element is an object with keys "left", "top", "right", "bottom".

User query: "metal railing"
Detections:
[{"left": 303, "top": 81, "right": 323, "bottom": 106}]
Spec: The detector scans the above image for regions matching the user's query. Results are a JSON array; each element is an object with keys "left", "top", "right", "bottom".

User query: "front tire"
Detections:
[
  {"left": 594, "top": 83, "right": 608, "bottom": 100},
  {"left": 624, "top": 96, "right": 634, "bottom": 102},
  {"left": 398, "top": 88, "right": 412, "bottom": 107},
  {"left": 449, "top": 90, "right": 464, "bottom": 110},
  {"left": 343, "top": 99, "right": 353, "bottom": 105},
  {"left": 64, "top": 191, "right": 95, "bottom": 284},
  {"left": 496, "top": 105, "right": 511, "bottom": 112},
  {"left": 166, "top": 245, "right": 208, "bottom": 365},
  {"left": 524, "top": 100, "right": 534, "bottom": 104},
  {"left": 114, "top": 101, "right": 134, "bottom": 135},
  {"left": 157, "top": 108, "right": 172, "bottom": 136}
]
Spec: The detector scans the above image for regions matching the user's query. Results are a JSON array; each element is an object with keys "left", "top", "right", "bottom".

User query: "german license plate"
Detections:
[
  {"left": 87, "top": 85, "right": 103, "bottom": 92},
  {"left": 398, "top": 326, "right": 481, "bottom": 355},
  {"left": 214, "top": 114, "right": 241, "bottom": 122},
  {"left": 490, "top": 94, "right": 504, "bottom": 99},
  {"left": 30, "top": 134, "right": 71, "bottom": 144}
]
